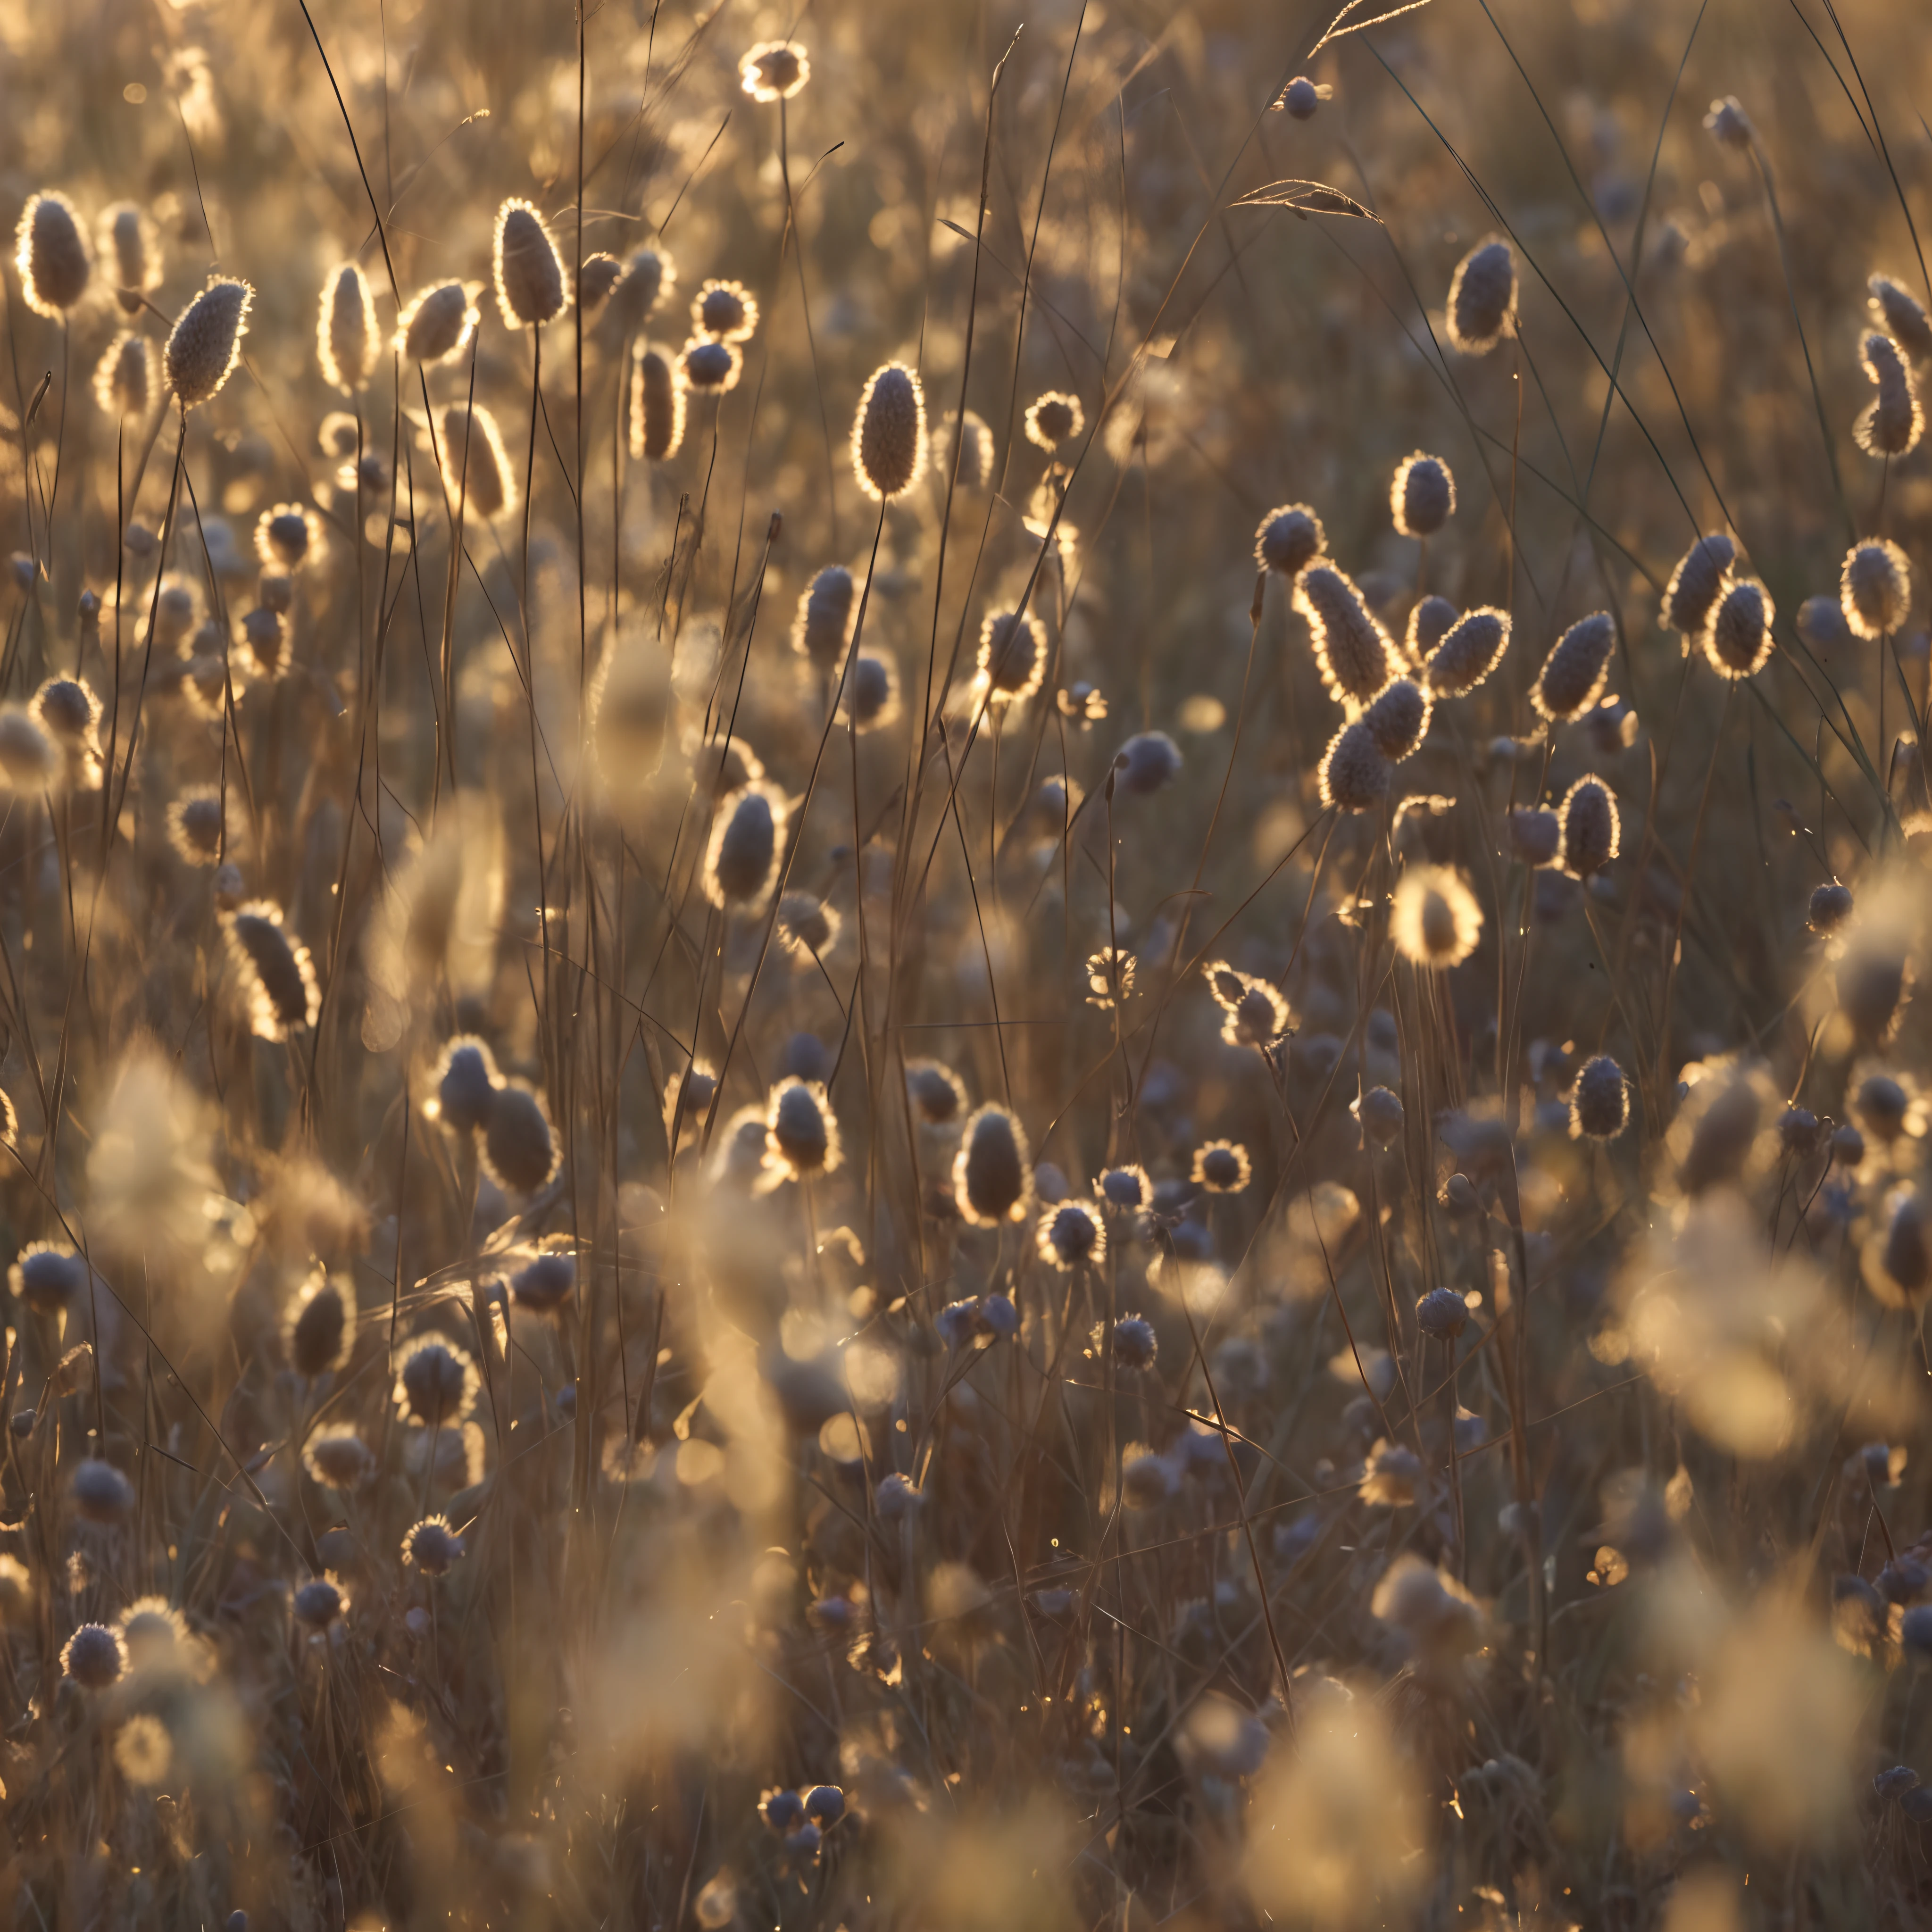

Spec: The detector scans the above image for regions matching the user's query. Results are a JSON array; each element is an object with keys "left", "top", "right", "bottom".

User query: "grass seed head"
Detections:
[
  {"left": 693, "top": 277, "right": 758, "bottom": 343},
  {"left": 1869, "top": 273, "right": 1932, "bottom": 361},
  {"left": 851, "top": 362, "right": 927, "bottom": 501},
  {"left": 1532, "top": 612, "right": 1616, "bottom": 722},
  {"left": 493, "top": 199, "right": 568, "bottom": 329},
  {"left": 1570, "top": 1055, "right": 1630, "bottom": 1140},
  {"left": 630, "top": 346, "right": 687, "bottom": 461},
  {"left": 954, "top": 1104, "right": 1032, "bottom": 1225},
  {"left": 1661, "top": 533, "right": 1736, "bottom": 636},
  {"left": 62, "top": 1623, "right": 126, "bottom": 1690},
  {"left": 316, "top": 260, "right": 378, "bottom": 393},
  {"left": 1558, "top": 775, "right": 1620, "bottom": 877},
  {"left": 1447, "top": 237, "right": 1516, "bottom": 353},
  {"left": 223, "top": 901, "right": 320, "bottom": 1040},
  {"left": 1841, "top": 538, "right": 1911, "bottom": 639},
  {"left": 1390, "top": 451, "right": 1455, "bottom": 537},
  {"left": 93, "top": 332, "right": 152, "bottom": 418},
  {"left": 741, "top": 39, "right": 810, "bottom": 101},
  {"left": 977, "top": 610, "right": 1047, "bottom": 705},
  {"left": 705, "top": 780, "right": 786, "bottom": 910},
  {"left": 397, "top": 280, "right": 480, "bottom": 364},
  {"left": 99, "top": 201, "right": 159, "bottom": 310},
  {"left": 166, "top": 280, "right": 253, "bottom": 408},
  {"left": 1405, "top": 594, "right": 1458, "bottom": 668},
  {"left": 482, "top": 1085, "right": 559, "bottom": 1194},
  {"left": 17, "top": 191, "right": 90, "bottom": 315},
  {"left": 1392, "top": 865, "right": 1482, "bottom": 967},
  {"left": 1253, "top": 502, "right": 1325, "bottom": 576},
  {"left": 1025, "top": 391, "right": 1083, "bottom": 451},
  {"left": 1317, "top": 716, "right": 1390, "bottom": 812},
  {"left": 1038, "top": 1200, "right": 1105, "bottom": 1269},
  {"left": 438, "top": 405, "right": 517, "bottom": 521},
  {"left": 792, "top": 565, "right": 855, "bottom": 673},
  {"left": 1855, "top": 331, "right": 1923, "bottom": 458},
  {"left": 1362, "top": 677, "right": 1431, "bottom": 760},
  {"left": 1426, "top": 606, "right": 1510, "bottom": 696},
  {"left": 1294, "top": 562, "right": 1399, "bottom": 711},
  {"left": 681, "top": 335, "right": 742, "bottom": 393},
  {"left": 1703, "top": 576, "right": 1776, "bottom": 679},
  {"left": 1113, "top": 730, "right": 1182, "bottom": 795}
]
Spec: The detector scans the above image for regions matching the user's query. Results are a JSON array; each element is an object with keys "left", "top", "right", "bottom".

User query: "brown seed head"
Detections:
[
  {"left": 1294, "top": 563, "right": 1398, "bottom": 711},
  {"left": 1447, "top": 237, "right": 1515, "bottom": 354},
  {"left": 1702, "top": 576, "right": 1776, "bottom": 680},
  {"left": 316, "top": 261, "right": 379, "bottom": 394},
  {"left": 1253, "top": 503, "right": 1325, "bottom": 577},
  {"left": 1317, "top": 717, "right": 1391, "bottom": 813},
  {"left": 851, "top": 362, "right": 928, "bottom": 502},
  {"left": 1391, "top": 451, "right": 1455, "bottom": 538},
  {"left": 1841, "top": 539, "right": 1911, "bottom": 640},
  {"left": 630, "top": 347, "right": 687, "bottom": 462},
  {"left": 1426, "top": 607, "right": 1511, "bottom": 697},
  {"left": 492, "top": 199, "right": 568, "bottom": 329},
  {"left": 1532, "top": 612, "right": 1616, "bottom": 723},
  {"left": 16, "top": 192, "right": 90, "bottom": 315},
  {"left": 397, "top": 281, "right": 479, "bottom": 365},
  {"left": 1557, "top": 774, "right": 1620, "bottom": 878},
  {"left": 166, "top": 280, "right": 253, "bottom": 408}
]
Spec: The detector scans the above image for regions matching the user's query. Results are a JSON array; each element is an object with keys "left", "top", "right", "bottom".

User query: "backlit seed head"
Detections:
[
  {"left": 438, "top": 406, "right": 518, "bottom": 522},
  {"left": 680, "top": 335, "right": 742, "bottom": 393},
  {"left": 1570, "top": 1055, "right": 1629, "bottom": 1140},
  {"left": 1557, "top": 774, "right": 1620, "bottom": 878},
  {"left": 395, "top": 1334, "right": 479, "bottom": 1426},
  {"left": 630, "top": 346, "right": 687, "bottom": 461},
  {"left": 1192, "top": 1139, "right": 1250, "bottom": 1194},
  {"left": 1415, "top": 1287, "right": 1469, "bottom": 1340},
  {"left": 1857, "top": 1075, "right": 1909, "bottom": 1143},
  {"left": 1362, "top": 677, "right": 1431, "bottom": 761},
  {"left": 852, "top": 362, "right": 927, "bottom": 501},
  {"left": 303, "top": 1425, "right": 375, "bottom": 1489},
  {"left": 1278, "top": 75, "right": 1324, "bottom": 119},
  {"left": 396, "top": 281, "right": 480, "bottom": 364},
  {"left": 1039, "top": 1200, "right": 1105, "bottom": 1269},
  {"left": 608, "top": 246, "right": 676, "bottom": 330},
  {"left": 578, "top": 252, "right": 623, "bottom": 313},
  {"left": 93, "top": 332, "right": 152, "bottom": 419},
  {"left": 1841, "top": 539, "right": 1911, "bottom": 639},
  {"left": 977, "top": 610, "right": 1047, "bottom": 705},
  {"left": 256, "top": 503, "right": 321, "bottom": 570},
  {"left": 1797, "top": 593, "right": 1851, "bottom": 654},
  {"left": 1426, "top": 607, "right": 1511, "bottom": 697},
  {"left": 954, "top": 1104, "right": 1033, "bottom": 1225},
  {"left": 1390, "top": 451, "right": 1455, "bottom": 538},
  {"left": 1871, "top": 1188, "right": 1932, "bottom": 1307},
  {"left": 166, "top": 280, "right": 253, "bottom": 408},
  {"left": 33, "top": 676, "right": 97, "bottom": 747},
  {"left": 509, "top": 1249, "right": 576, "bottom": 1317},
  {"left": 427, "top": 1035, "right": 499, "bottom": 1133},
  {"left": 1392, "top": 865, "right": 1483, "bottom": 967},
  {"left": 1113, "top": 730, "right": 1182, "bottom": 795},
  {"left": 1856, "top": 331, "right": 1923, "bottom": 458},
  {"left": 1206, "top": 962, "right": 1291, "bottom": 1048},
  {"left": 1838, "top": 946, "right": 1908, "bottom": 1048},
  {"left": 73, "top": 1457, "right": 136, "bottom": 1523},
  {"left": 1316, "top": 716, "right": 1390, "bottom": 812},
  {"left": 704, "top": 780, "right": 788, "bottom": 911},
  {"left": 1406, "top": 595, "right": 1458, "bottom": 669},
  {"left": 62, "top": 1623, "right": 126, "bottom": 1690},
  {"left": 1532, "top": 612, "right": 1616, "bottom": 722},
  {"left": 292, "top": 1579, "right": 345, "bottom": 1630},
  {"left": 1294, "top": 563, "right": 1398, "bottom": 712},
  {"left": 1253, "top": 503, "right": 1325, "bottom": 577},
  {"left": 849, "top": 652, "right": 900, "bottom": 731},
  {"left": 16, "top": 192, "right": 90, "bottom": 315},
  {"left": 775, "top": 891, "right": 841, "bottom": 962},
  {"left": 664, "top": 1061, "right": 717, "bottom": 1136},
  {"left": 763, "top": 1078, "right": 841, "bottom": 1184},
  {"left": 402, "top": 1515, "right": 466, "bottom": 1575},
  {"left": 1703, "top": 95, "right": 1754, "bottom": 149},
  {"left": 792, "top": 565, "right": 855, "bottom": 673},
  {"left": 1096, "top": 1166, "right": 1152, "bottom": 1216},
  {"left": 692, "top": 277, "right": 758, "bottom": 343},
  {"left": 316, "top": 260, "right": 379, "bottom": 394},
  {"left": 1702, "top": 576, "right": 1776, "bottom": 679},
  {"left": 1355, "top": 1085, "right": 1406, "bottom": 1147},
  {"left": 1660, "top": 533, "right": 1736, "bottom": 636},
  {"left": 11, "top": 1241, "right": 85, "bottom": 1315},
  {"left": 906, "top": 1059, "right": 969, "bottom": 1124},
  {"left": 1807, "top": 881, "right": 1854, "bottom": 935},
  {"left": 1508, "top": 805, "right": 1561, "bottom": 867},
  {"left": 223, "top": 901, "right": 320, "bottom": 1040},
  {"left": 947, "top": 409, "right": 995, "bottom": 488},
  {"left": 741, "top": 39, "right": 810, "bottom": 101},
  {"left": 492, "top": 199, "right": 568, "bottom": 329},
  {"left": 482, "top": 1084, "right": 560, "bottom": 1194},
  {"left": 99, "top": 203, "right": 160, "bottom": 311},
  {"left": 1110, "top": 1313, "right": 1158, "bottom": 1368},
  {"left": 1446, "top": 237, "right": 1516, "bottom": 354},
  {"left": 286, "top": 1267, "right": 355, "bottom": 1381},
  {"left": 1869, "top": 274, "right": 1932, "bottom": 362},
  {"left": 1025, "top": 391, "right": 1083, "bottom": 451},
  {"left": 240, "top": 606, "right": 286, "bottom": 677}
]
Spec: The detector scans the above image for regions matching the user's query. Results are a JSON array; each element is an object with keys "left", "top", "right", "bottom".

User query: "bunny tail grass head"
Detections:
[
  {"left": 851, "top": 362, "right": 927, "bottom": 502},
  {"left": 16, "top": 191, "right": 90, "bottom": 316},
  {"left": 493, "top": 198, "right": 568, "bottom": 329},
  {"left": 397, "top": 281, "right": 480, "bottom": 365},
  {"left": 316, "top": 259, "right": 379, "bottom": 394},
  {"left": 1294, "top": 563, "right": 1398, "bottom": 713},
  {"left": 166, "top": 279, "right": 253, "bottom": 408},
  {"left": 630, "top": 346, "right": 687, "bottom": 461},
  {"left": 1447, "top": 236, "right": 1515, "bottom": 353}
]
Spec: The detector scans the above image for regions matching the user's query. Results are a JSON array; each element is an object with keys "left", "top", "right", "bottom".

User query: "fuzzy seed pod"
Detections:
[
  {"left": 1505, "top": 807, "right": 1557, "bottom": 868},
  {"left": 1096, "top": 1166, "right": 1151, "bottom": 1216},
  {"left": 99, "top": 203, "right": 160, "bottom": 313},
  {"left": 292, "top": 1580, "right": 344, "bottom": 1630},
  {"left": 1356, "top": 1085, "right": 1405, "bottom": 1147},
  {"left": 1875, "top": 1191, "right": 1932, "bottom": 1306},
  {"left": 73, "top": 1458, "right": 136, "bottom": 1523},
  {"left": 1415, "top": 1287, "right": 1469, "bottom": 1340},
  {"left": 906, "top": 1059, "right": 968, "bottom": 1124},
  {"left": 1857, "top": 1075, "right": 1908, "bottom": 1142},
  {"left": 1038, "top": 1200, "right": 1104, "bottom": 1269},
  {"left": 1207, "top": 962, "right": 1290, "bottom": 1048},
  {"left": 1446, "top": 237, "right": 1516, "bottom": 354},
  {"left": 947, "top": 409, "right": 995, "bottom": 489},
  {"left": 1110, "top": 1313, "right": 1158, "bottom": 1369},
  {"left": 1316, "top": 716, "right": 1390, "bottom": 812},
  {"left": 397, "top": 1335, "right": 478, "bottom": 1426},
  {"left": 1392, "top": 866, "right": 1482, "bottom": 967},
  {"left": 1391, "top": 451, "right": 1455, "bottom": 538},
  {"left": 1702, "top": 576, "right": 1776, "bottom": 679},
  {"left": 510, "top": 1249, "right": 576, "bottom": 1316},
  {"left": 1796, "top": 593, "right": 1851, "bottom": 655},
  {"left": 1294, "top": 563, "right": 1398, "bottom": 712},
  {"left": 16, "top": 192, "right": 90, "bottom": 316},
  {"left": 1703, "top": 96, "right": 1754, "bottom": 148},
  {"left": 1362, "top": 678, "right": 1431, "bottom": 761},
  {"left": 1869, "top": 274, "right": 1932, "bottom": 362},
  {"left": 1279, "top": 75, "right": 1322, "bottom": 119},
  {"left": 977, "top": 610, "right": 1046, "bottom": 705},
  {"left": 439, "top": 406, "right": 517, "bottom": 522},
  {"left": 1113, "top": 731, "right": 1182, "bottom": 795},
  {"left": 93, "top": 333, "right": 152, "bottom": 419},
  {"left": 62, "top": 1624, "right": 126, "bottom": 1689},
  {"left": 1025, "top": 391, "right": 1083, "bottom": 451},
  {"left": 287, "top": 1269, "right": 354, "bottom": 1381},
  {"left": 1838, "top": 947, "right": 1907, "bottom": 1047},
  {"left": 1426, "top": 607, "right": 1511, "bottom": 697},
  {"left": 316, "top": 261, "right": 379, "bottom": 394},
  {"left": 166, "top": 280, "right": 253, "bottom": 408},
  {"left": 1532, "top": 612, "right": 1616, "bottom": 723},
  {"left": 1406, "top": 595, "right": 1458, "bottom": 668},
  {"left": 493, "top": 199, "right": 568, "bottom": 329},
  {"left": 741, "top": 39, "right": 810, "bottom": 101},
  {"left": 1192, "top": 1140, "right": 1250, "bottom": 1193},
  {"left": 1558, "top": 775, "right": 1619, "bottom": 878},
  {"left": 10, "top": 1241, "right": 84, "bottom": 1315},
  {"left": 792, "top": 565, "right": 854, "bottom": 673},
  {"left": 578, "top": 252, "right": 624, "bottom": 313},
  {"left": 1856, "top": 331, "right": 1923, "bottom": 458},
  {"left": 705, "top": 780, "right": 787, "bottom": 910},
  {"left": 1570, "top": 1055, "right": 1629, "bottom": 1139},
  {"left": 954, "top": 1104, "right": 1033, "bottom": 1226},
  {"left": 33, "top": 677, "right": 96, "bottom": 749},
  {"left": 680, "top": 335, "right": 742, "bottom": 393},
  {"left": 430, "top": 1036, "right": 499, "bottom": 1134},
  {"left": 397, "top": 281, "right": 479, "bottom": 364},
  {"left": 851, "top": 362, "right": 927, "bottom": 501},
  {"left": 1807, "top": 880, "right": 1853, "bottom": 935},
  {"left": 775, "top": 892, "right": 840, "bottom": 961},
  {"left": 764, "top": 1078, "right": 840, "bottom": 1183},
  {"left": 629, "top": 345, "right": 687, "bottom": 462},
  {"left": 1841, "top": 538, "right": 1912, "bottom": 640},
  {"left": 164, "top": 788, "right": 223, "bottom": 868},
  {"left": 849, "top": 652, "right": 900, "bottom": 731},
  {"left": 483, "top": 1085, "right": 559, "bottom": 1194},
  {"left": 1253, "top": 503, "right": 1325, "bottom": 577},
  {"left": 403, "top": 1516, "right": 466, "bottom": 1574},
  {"left": 1660, "top": 533, "right": 1736, "bottom": 637},
  {"left": 693, "top": 278, "right": 758, "bottom": 343},
  {"left": 608, "top": 246, "right": 675, "bottom": 333},
  {"left": 257, "top": 503, "right": 320, "bottom": 569},
  {"left": 223, "top": 901, "right": 319, "bottom": 1039}
]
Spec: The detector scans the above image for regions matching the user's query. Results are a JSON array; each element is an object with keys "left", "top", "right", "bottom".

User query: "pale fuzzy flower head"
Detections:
[
  {"left": 1425, "top": 606, "right": 1510, "bottom": 696},
  {"left": 1856, "top": 330, "right": 1923, "bottom": 458},
  {"left": 946, "top": 408, "right": 996, "bottom": 489},
  {"left": 954, "top": 1103, "right": 1033, "bottom": 1225},
  {"left": 1557, "top": 774, "right": 1620, "bottom": 878},
  {"left": 1570, "top": 1054, "right": 1630, "bottom": 1140},
  {"left": 1192, "top": 1139, "right": 1251, "bottom": 1194},
  {"left": 905, "top": 1058, "right": 969, "bottom": 1125},
  {"left": 1293, "top": 563, "right": 1398, "bottom": 713},
  {"left": 761, "top": 1077, "right": 841, "bottom": 1188},
  {"left": 1253, "top": 502, "right": 1325, "bottom": 577},
  {"left": 741, "top": 39, "right": 810, "bottom": 101},
  {"left": 16, "top": 191, "right": 91, "bottom": 316},
  {"left": 1405, "top": 594, "right": 1458, "bottom": 669},
  {"left": 680, "top": 334, "right": 743, "bottom": 394},
  {"left": 1360, "top": 676, "right": 1430, "bottom": 761},
  {"left": 221, "top": 900, "right": 321, "bottom": 1040},
  {"left": 98, "top": 202, "right": 161, "bottom": 311},
  {"left": 1532, "top": 611, "right": 1616, "bottom": 722},
  {"left": 1702, "top": 576, "right": 1776, "bottom": 680},
  {"left": 849, "top": 651, "right": 901, "bottom": 732},
  {"left": 285, "top": 1265, "right": 356, "bottom": 1381},
  {"left": 303, "top": 1423, "right": 376, "bottom": 1491},
  {"left": 1038, "top": 1199, "right": 1105, "bottom": 1270},
  {"left": 630, "top": 345, "right": 688, "bottom": 461},
  {"left": 493, "top": 198, "right": 569, "bottom": 329},
  {"left": 394, "top": 1332, "right": 480, "bottom": 1428},
  {"left": 93, "top": 332, "right": 152, "bottom": 419},
  {"left": 438, "top": 405, "right": 518, "bottom": 523},
  {"left": 1316, "top": 716, "right": 1390, "bottom": 813},
  {"left": 482, "top": 1083, "right": 559, "bottom": 1194},
  {"left": 396, "top": 280, "right": 480, "bottom": 365},
  {"left": 1024, "top": 390, "right": 1083, "bottom": 452},
  {"left": 165, "top": 280, "right": 253, "bottom": 408},
  {"left": 0, "top": 708, "right": 60, "bottom": 791},
  {"left": 1446, "top": 236, "right": 1516, "bottom": 353},
  {"left": 703, "top": 778, "right": 788, "bottom": 912},
  {"left": 316, "top": 259, "right": 379, "bottom": 393},
  {"left": 1840, "top": 537, "right": 1912, "bottom": 639},
  {"left": 255, "top": 501, "right": 322, "bottom": 570},
  {"left": 1392, "top": 865, "right": 1483, "bottom": 968},
  {"left": 1868, "top": 273, "right": 1932, "bottom": 362},
  {"left": 691, "top": 277, "right": 758, "bottom": 344},
  {"left": 608, "top": 245, "right": 676, "bottom": 330},
  {"left": 1360, "top": 1439, "right": 1421, "bottom": 1507},
  {"left": 775, "top": 891, "right": 841, "bottom": 963},
  {"left": 578, "top": 251, "right": 623, "bottom": 311},
  {"left": 62, "top": 1621, "right": 127, "bottom": 1690},
  {"left": 402, "top": 1514, "right": 466, "bottom": 1575},
  {"left": 1389, "top": 450, "right": 1455, "bottom": 538},
  {"left": 1207, "top": 961, "right": 1291, "bottom": 1047},
  {"left": 851, "top": 362, "right": 928, "bottom": 502},
  {"left": 1660, "top": 532, "right": 1737, "bottom": 637},
  {"left": 976, "top": 609, "right": 1047, "bottom": 706}
]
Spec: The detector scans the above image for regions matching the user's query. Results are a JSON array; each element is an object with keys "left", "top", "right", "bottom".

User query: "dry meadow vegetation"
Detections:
[{"left": 1, "top": 0, "right": 1932, "bottom": 1925}]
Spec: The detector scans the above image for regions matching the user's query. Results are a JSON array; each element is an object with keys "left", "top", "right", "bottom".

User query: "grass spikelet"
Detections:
[
  {"left": 1570, "top": 1054, "right": 1629, "bottom": 1139},
  {"left": 16, "top": 190, "right": 90, "bottom": 315},
  {"left": 680, "top": 336, "right": 743, "bottom": 394},
  {"left": 1660, "top": 533, "right": 1736, "bottom": 637},
  {"left": 692, "top": 278, "right": 758, "bottom": 343},
  {"left": 1532, "top": 612, "right": 1616, "bottom": 722},
  {"left": 1840, "top": 538, "right": 1911, "bottom": 639},
  {"left": 1294, "top": 562, "right": 1398, "bottom": 711},
  {"left": 954, "top": 1104, "right": 1032, "bottom": 1225},
  {"left": 704, "top": 779, "right": 788, "bottom": 911},
  {"left": 396, "top": 280, "right": 480, "bottom": 364},
  {"left": 1702, "top": 576, "right": 1776, "bottom": 679},
  {"left": 1391, "top": 864, "right": 1482, "bottom": 966},
  {"left": 976, "top": 610, "right": 1047, "bottom": 706},
  {"left": 1855, "top": 331, "right": 1923, "bottom": 458},
  {"left": 98, "top": 201, "right": 159, "bottom": 312},
  {"left": 1390, "top": 451, "right": 1454, "bottom": 537},
  {"left": 1038, "top": 1199, "right": 1104, "bottom": 1268},
  {"left": 1425, "top": 606, "right": 1509, "bottom": 695},
  {"left": 1405, "top": 593, "right": 1457, "bottom": 668},
  {"left": 792, "top": 564, "right": 855, "bottom": 673},
  {"left": 761, "top": 1078, "right": 841, "bottom": 1186},
  {"left": 165, "top": 279, "right": 252, "bottom": 408},
  {"left": 92, "top": 332, "right": 151, "bottom": 419},
  {"left": 222, "top": 900, "right": 320, "bottom": 1039},
  {"left": 285, "top": 1266, "right": 355, "bottom": 1381},
  {"left": 492, "top": 198, "right": 568, "bottom": 329},
  {"left": 851, "top": 362, "right": 927, "bottom": 501},
  {"left": 1446, "top": 236, "right": 1515, "bottom": 353},
  {"left": 1317, "top": 716, "right": 1390, "bottom": 811},
  {"left": 316, "top": 259, "right": 379, "bottom": 394},
  {"left": 1361, "top": 676, "right": 1430, "bottom": 759},
  {"left": 1113, "top": 731, "right": 1182, "bottom": 794},
  {"left": 741, "top": 40, "right": 810, "bottom": 101},
  {"left": 849, "top": 651, "right": 900, "bottom": 731},
  {"left": 1024, "top": 391, "right": 1083, "bottom": 451},
  {"left": 1869, "top": 273, "right": 1932, "bottom": 361},
  {"left": 1254, "top": 503, "right": 1325, "bottom": 576},
  {"left": 482, "top": 1084, "right": 559, "bottom": 1194},
  {"left": 630, "top": 345, "right": 687, "bottom": 460},
  {"left": 438, "top": 405, "right": 518, "bottom": 521},
  {"left": 1557, "top": 774, "right": 1620, "bottom": 878}
]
